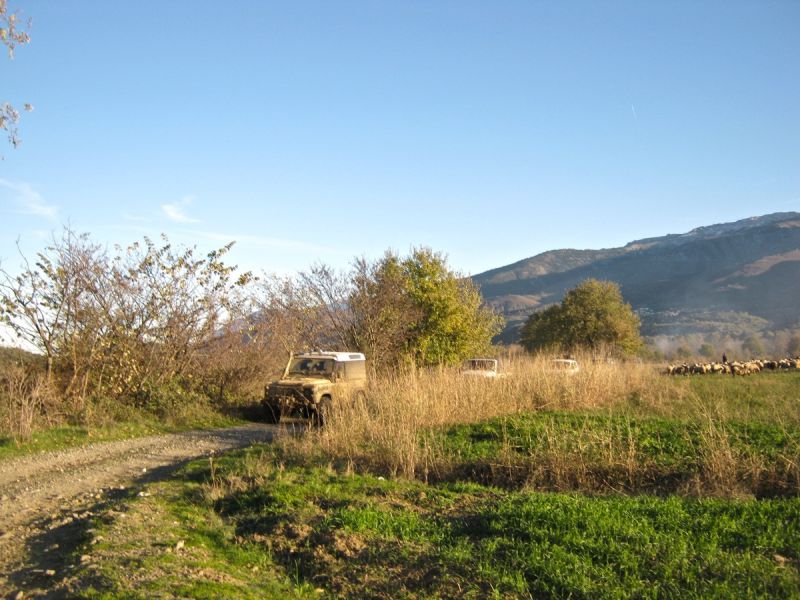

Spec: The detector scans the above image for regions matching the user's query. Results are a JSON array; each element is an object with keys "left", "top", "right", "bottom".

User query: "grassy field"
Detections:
[
  {"left": 429, "top": 411, "right": 800, "bottom": 496},
  {"left": 68, "top": 445, "right": 799, "bottom": 599},
  {"left": 291, "top": 358, "right": 800, "bottom": 488},
  {"left": 62, "top": 362, "right": 800, "bottom": 598}
]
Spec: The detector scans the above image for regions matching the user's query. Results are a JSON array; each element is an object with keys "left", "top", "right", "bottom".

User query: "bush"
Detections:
[
  {"left": 0, "top": 363, "right": 55, "bottom": 442},
  {"left": 521, "top": 280, "right": 642, "bottom": 356}
]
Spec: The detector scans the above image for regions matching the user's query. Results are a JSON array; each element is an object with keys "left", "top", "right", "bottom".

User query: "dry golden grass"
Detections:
[
  {"left": 0, "top": 364, "right": 57, "bottom": 442},
  {"left": 281, "top": 354, "right": 800, "bottom": 497},
  {"left": 285, "top": 355, "right": 657, "bottom": 474}
]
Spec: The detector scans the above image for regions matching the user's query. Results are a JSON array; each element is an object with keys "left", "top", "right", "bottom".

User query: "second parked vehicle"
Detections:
[{"left": 460, "top": 358, "right": 501, "bottom": 378}]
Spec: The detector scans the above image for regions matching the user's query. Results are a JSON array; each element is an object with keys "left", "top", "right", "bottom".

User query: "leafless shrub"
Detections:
[
  {"left": 0, "top": 363, "right": 54, "bottom": 442},
  {"left": 194, "top": 322, "right": 277, "bottom": 404},
  {"left": 0, "top": 228, "right": 253, "bottom": 409},
  {"left": 1, "top": 0, "right": 33, "bottom": 152}
]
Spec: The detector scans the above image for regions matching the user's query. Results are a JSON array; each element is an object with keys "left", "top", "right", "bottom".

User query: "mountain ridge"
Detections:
[{"left": 473, "top": 212, "right": 800, "bottom": 342}]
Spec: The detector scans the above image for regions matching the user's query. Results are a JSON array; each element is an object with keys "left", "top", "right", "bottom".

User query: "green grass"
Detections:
[
  {"left": 0, "top": 412, "right": 243, "bottom": 461},
  {"left": 426, "top": 411, "right": 800, "bottom": 495},
  {"left": 69, "top": 446, "right": 800, "bottom": 599},
  {"left": 60, "top": 371, "right": 800, "bottom": 597},
  {"left": 479, "top": 493, "right": 798, "bottom": 598},
  {"left": 673, "top": 370, "right": 800, "bottom": 426},
  {"left": 70, "top": 472, "right": 316, "bottom": 599}
]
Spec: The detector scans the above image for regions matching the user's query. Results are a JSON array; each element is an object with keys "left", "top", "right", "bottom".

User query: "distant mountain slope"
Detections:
[{"left": 473, "top": 212, "right": 800, "bottom": 342}]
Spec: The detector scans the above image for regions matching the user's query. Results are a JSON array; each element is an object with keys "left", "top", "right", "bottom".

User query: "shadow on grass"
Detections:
[
  {"left": 219, "top": 401, "right": 266, "bottom": 422},
  {"left": 215, "top": 490, "right": 498, "bottom": 598},
  {"left": 5, "top": 462, "right": 190, "bottom": 599}
]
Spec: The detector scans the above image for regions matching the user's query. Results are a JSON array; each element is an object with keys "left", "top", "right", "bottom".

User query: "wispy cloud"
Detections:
[
  {"left": 106, "top": 225, "right": 331, "bottom": 256},
  {"left": 631, "top": 104, "right": 638, "bottom": 120},
  {"left": 0, "top": 178, "right": 58, "bottom": 219},
  {"left": 161, "top": 194, "right": 200, "bottom": 224},
  {"left": 106, "top": 223, "right": 158, "bottom": 237},
  {"left": 189, "top": 229, "right": 332, "bottom": 254}
]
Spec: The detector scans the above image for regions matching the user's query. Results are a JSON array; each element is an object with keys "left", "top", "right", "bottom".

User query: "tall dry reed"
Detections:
[
  {"left": 285, "top": 354, "right": 667, "bottom": 478},
  {"left": 278, "top": 355, "right": 799, "bottom": 497},
  {"left": 0, "top": 364, "right": 55, "bottom": 442}
]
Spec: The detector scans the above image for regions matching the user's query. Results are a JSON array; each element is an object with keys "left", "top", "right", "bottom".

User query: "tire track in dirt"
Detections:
[{"left": 0, "top": 423, "right": 277, "bottom": 598}]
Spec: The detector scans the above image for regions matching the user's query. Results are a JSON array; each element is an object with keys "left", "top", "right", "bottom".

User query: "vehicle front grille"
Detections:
[{"left": 270, "top": 386, "right": 312, "bottom": 403}]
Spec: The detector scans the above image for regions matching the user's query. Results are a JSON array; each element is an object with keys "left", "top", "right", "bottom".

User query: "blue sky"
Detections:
[{"left": 1, "top": 0, "right": 798, "bottom": 277}]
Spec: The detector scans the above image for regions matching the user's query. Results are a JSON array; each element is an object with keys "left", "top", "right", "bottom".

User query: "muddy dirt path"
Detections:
[{"left": 0, "top": 423, "right": 277, "bottom": 598}]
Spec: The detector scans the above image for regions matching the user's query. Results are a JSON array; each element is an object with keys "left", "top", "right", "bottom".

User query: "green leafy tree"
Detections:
[
  {"left": 637, "top": 341, "right": 664, "bottom": 362},
  {"left": 518, "top": 305, "right": 564, "bottom": 354},
  {"left": 348, "top": 252, "right": 422, "bottom": 369},
  {"left": 520, "top": 279, "right": 642, "bottom": 355},
  {"left": 400, "top": 248, "right": 503, "bottom": 366},
  {"left": 741, "top": 333, "right": 764, "bottom": 358},
  {"left": 266, "top": 248, "right": 503, "bottom": 368},
  {"left": 698, "top": 343, "right": 715, "bottom": 360},
  {"left": 787, "top": 332, "right": 800, "bottom": 357}
]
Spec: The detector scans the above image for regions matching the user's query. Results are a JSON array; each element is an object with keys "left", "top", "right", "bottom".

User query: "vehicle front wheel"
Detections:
[{"left": 312, "top": 396, "right": 332, "bottom": 427}]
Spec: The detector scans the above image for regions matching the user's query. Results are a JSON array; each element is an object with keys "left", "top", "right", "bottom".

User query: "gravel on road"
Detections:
[{"left": 0, "top": 423, "right": 277, "bottom": 597}]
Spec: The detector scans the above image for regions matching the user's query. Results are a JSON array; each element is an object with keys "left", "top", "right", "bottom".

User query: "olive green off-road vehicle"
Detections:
[{"left": 263, "top": 351, "right": 367, "bottom": 425}]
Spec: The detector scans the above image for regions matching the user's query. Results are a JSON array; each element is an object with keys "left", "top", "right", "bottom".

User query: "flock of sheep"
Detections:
[{"left": 666, "top": 357, "right": 800, "bottom": 376}]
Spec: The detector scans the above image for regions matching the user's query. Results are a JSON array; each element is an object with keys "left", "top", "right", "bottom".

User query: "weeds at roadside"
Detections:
[
  {"left": 0, "top": 411, "right": 243, "bottom": 461},
  {"left": 0, "top": 364, "right": 56, "bottom": 443},
  {"left": 70, "top": 447, "right": 800, "bottom": 599}
]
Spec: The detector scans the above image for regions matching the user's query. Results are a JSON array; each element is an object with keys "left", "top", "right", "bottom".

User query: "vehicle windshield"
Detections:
[
  {"left": 550, "top": 359, "right": 578, "bottom": 369},
  {"left": 287, "top": 357, "right": 335, "bottom": 377},
  {"left": 463, "top": 359, "right": 497, "bottom": 371}
]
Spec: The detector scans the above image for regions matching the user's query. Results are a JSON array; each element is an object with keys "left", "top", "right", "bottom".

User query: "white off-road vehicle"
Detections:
[
  {"left": 263, "top": 351, "right": 367, "bottom": 425},
  {"left": 460, "top": 358, "right": 502, "bottom": 378},
  {"left": 548, "top": 358, "right": 580, "bottom": 374}
]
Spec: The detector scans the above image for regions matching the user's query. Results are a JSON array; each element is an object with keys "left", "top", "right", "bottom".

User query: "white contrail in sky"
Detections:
[{"left": 631, "top": 104, "right": 638, "bottom": 120}]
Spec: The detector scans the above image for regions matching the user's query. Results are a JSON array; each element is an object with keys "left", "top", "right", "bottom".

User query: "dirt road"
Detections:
[{"left": 0, "top": 423, "right": 277, "bottom": 598}]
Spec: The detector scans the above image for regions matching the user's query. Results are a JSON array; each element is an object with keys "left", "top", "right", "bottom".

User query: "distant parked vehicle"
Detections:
[
  {"left": 461, "top": 358, "right": 503, "bottom": 378},
  {"left": 263, "top": 351, "right": 367, "bottom": 425},
  {"left": 548, "top": 359, "right": 580, "bottom": 374}
]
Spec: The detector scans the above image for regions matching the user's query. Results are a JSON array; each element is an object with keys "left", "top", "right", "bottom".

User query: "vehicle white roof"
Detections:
[{"left": 295, "top": 351, "right": 366, "bottom": 361}]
